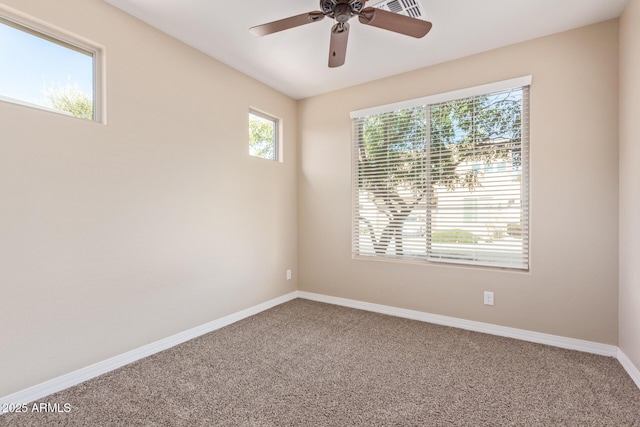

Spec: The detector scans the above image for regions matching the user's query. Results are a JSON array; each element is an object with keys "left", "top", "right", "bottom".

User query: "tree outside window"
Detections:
[
  {"left": 354, "top": 86, "right": 529, "bottom": 269},
  {"left": 249, "top": 111, "right": 278, "bottom": 161}
]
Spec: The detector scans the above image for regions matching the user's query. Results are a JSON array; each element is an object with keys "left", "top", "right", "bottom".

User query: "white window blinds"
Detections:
[{"left": 352, "top": 78, "right": 530, "bottom": 269}]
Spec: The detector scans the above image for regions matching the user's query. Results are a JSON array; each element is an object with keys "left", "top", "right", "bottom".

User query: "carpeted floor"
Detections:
[{"left": 3, "top": 299, "right": 640, "bottom": 426}]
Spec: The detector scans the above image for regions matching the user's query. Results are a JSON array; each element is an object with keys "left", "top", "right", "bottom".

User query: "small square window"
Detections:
[
  {"left": 249, "top": 110, "right": 278, "bottom": 161},
  {"left": 0, "top": 14, "right": 101, "bottom": 121}
]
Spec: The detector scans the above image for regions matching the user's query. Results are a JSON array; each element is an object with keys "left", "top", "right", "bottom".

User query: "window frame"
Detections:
[
  {"left": 248, "top": 108, "right": 280, "bottom": 162},
  {"left": 0, "top": 8, "right": 104, "bottom": 123},
  {"left": 351, "top": 77, "right": 531, "bottom": 271}
]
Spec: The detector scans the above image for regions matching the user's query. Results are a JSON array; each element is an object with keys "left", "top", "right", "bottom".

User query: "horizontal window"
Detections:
[
  {"left": 0, "top": 12, "right": 101, "bottom": 121},
  {"left": 352, "top": 78, "right": 530, "bottom": 270}
]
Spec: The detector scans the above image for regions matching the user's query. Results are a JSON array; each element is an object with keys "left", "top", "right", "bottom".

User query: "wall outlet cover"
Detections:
[{"left": 484, "top": 291, "right": 494, "bottom": 306}]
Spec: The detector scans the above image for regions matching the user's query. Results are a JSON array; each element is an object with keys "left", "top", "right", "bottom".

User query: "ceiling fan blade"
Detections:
[
  {"left": 250, "top": 11, "right": 325, "bottom": 37},
  {"left": 358, "top": 7, "right": 432, "bottom": 38},
  {"left": 328, "top": 23, "right": 350, "bottom": 68}
]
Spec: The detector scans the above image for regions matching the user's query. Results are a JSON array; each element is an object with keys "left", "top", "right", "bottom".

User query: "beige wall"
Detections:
[
  {"left": 1, "top": 0, "right": 633, "bottom": 400},
  {"left": 0, "top": 0, "right": 298, "bottom": 396},
  {"left": 619, "top": 0, "right": 640, "bottom": 371},
  {"left": 298, "top": 20, "right": 620, "bottom": 344}
]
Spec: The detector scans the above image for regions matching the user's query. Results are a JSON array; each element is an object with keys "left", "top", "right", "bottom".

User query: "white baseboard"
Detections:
[
  {"left": 617, "top": 348, "right": 640, "bottom": 390},
  {"left": 0, "top": 291, "right": 298, "bottom": 412},
  {"left": 297, "top": 291, "right": 619, "bottom": 357},
  {"left": 3, "top": 289, "right": 637, "bottom": 411}
]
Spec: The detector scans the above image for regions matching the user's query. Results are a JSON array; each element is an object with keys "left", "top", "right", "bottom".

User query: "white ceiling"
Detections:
[{"left": 102, "top": 0, "right": 628, "bottom": 100}]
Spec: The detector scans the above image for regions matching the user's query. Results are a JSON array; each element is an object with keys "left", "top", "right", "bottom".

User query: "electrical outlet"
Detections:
[
  {"left": 484, "top": 291, "right": 494, "bottom": 306},
  {"left": 286, "top": 269, "right": 292, "bottom": 280}
]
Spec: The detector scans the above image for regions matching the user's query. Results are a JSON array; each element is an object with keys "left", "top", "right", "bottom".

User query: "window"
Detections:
[
  {"left": 352, "top": 77, "right": 530, "bottom": 269},
  {"left": 249, "top": 109, "right": 279, "bottom": 161},
  {"left": 0, "top": 13, "right": 101, "bottom": 121}
]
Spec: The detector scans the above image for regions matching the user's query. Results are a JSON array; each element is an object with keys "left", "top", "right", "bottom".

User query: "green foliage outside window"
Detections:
[
  {"left": 43, "top": 82, "right": 93, "bottom": 120},
  {"left": 249, "top": 112, "right": 276, "bottom": 160}
]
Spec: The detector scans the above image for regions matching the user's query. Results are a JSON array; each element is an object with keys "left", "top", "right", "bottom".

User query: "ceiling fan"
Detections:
[{"left": 249, "top": 0, "right": 433, "bottom": 68}]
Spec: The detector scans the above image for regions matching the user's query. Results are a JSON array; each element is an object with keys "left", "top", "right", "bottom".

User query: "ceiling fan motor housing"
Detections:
[{"left": 320, "top": 0, "right": 367, "bottom": 21}]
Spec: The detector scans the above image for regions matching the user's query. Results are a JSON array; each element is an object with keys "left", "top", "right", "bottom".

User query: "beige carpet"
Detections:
[{"left": 3, "top": 299, "right": 640, "bottom": 426}]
